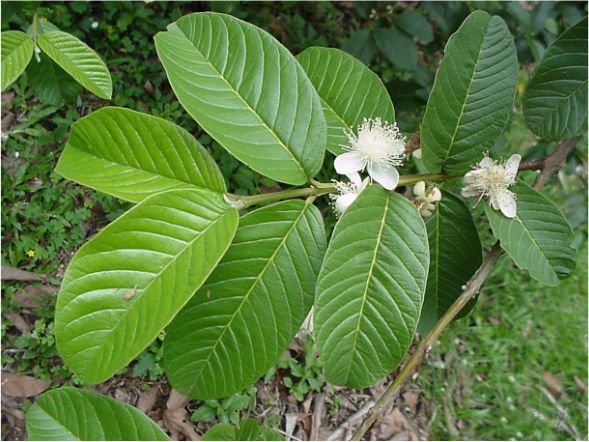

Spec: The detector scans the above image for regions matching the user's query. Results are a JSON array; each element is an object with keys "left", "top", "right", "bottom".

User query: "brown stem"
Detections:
[
  {"left": 518, "top": 159, "right": 544, "bottom": 170},
  {"left": 347, "top": 136, "right": 580, "bottom": 441}
]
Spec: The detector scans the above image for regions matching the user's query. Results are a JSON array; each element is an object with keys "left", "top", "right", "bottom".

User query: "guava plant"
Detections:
[
  {"left": 1, "top": 14, "right": 112, "bottom": 102},
  {"left": 23, "top": 10, "right": 587, "bottom": 441}
]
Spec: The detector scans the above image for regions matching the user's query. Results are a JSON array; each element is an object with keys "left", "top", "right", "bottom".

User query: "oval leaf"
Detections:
[
  {"left": 421, "top": 11, "right": 517, "bottom": 175},
  {"left": 154, "top": 12, "right": 326, "bottom": 185},
  {"left": 55, "top": 189, "right": 239, "bottom": 383},
  {"left": 297, "top": 47, "right": 394, "bottom": 155},
  {"left": 37, "top": 31, "right": 112, "bottom": 99},
  {"left": 27, "top": 387, "right": 169, "bottom": 440},
  {"left": 523, "top": 17, "right": 588, "bottom": 139},
  {"left": 55, "top": 107, "right": 226, "bottom": 202},
  {"left": 486, "top": 180, "right": 576, "bottom": 286},
  {"left": 418, "top": 193, "right": 482, "bottom": 334},
  {"left": 315, "top": 186, "right": 429, "bottom": 388},
  {"left": 1, "top": 31, "right": 33, "bottom": 91},
  {"left": 164, "top": 199, "right": 326, "bottom": 399},
  {"left": 26, "top": 54, "right": 81, "bottom": 105}
]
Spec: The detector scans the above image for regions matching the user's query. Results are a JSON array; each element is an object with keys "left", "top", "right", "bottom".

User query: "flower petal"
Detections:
[
  {"left": 335, "top": 192, "right": 358, "bottom": 215},
  {"left": 346, "top": 172, "right": 363, "bottom": 189},
  {"left": 334, "top": 152, "right": 365, "bottom": 175},
  {"left": 413, "top": 181, "right": 426, "bottom": 197},
  {"left": 368, "top": 162, "right": 399, "bottom": 190},
  {"left": 461, "top": 186, "right": 480, "bottom": 198},
  {"left": 504, "top": 154, "right": 521, "bottom": 181},
  {"left": 496, "top": 190, "right": 517, "bottom": 218},
  {"left": 479, "top": 155, "right": 495, "bottom": 169}
]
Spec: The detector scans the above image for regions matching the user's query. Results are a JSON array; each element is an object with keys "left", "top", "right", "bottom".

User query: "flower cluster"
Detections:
[{"left": 461, "top": 153, "right": 521, "bottom": 218}]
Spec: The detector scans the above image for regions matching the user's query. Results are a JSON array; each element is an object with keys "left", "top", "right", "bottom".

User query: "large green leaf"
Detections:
[
  {"left": 26, "top": 54, "right": 81, "bottom": 105},
  {"left": 486, "top": 181, "right": 576, "bottom": 286},
  {"left": 37, "top": 31, "right": 112, "bottom": 99},
  {"left": 418, "top": 193, "right": 482, "bottom": 334},
  {"left": 164, "top": 199, "right": 325, "bottom": 399},
  {"left": 523, "top": 17, "right": 588, "bottom": 139},
  {"left": 315, "top": 186, "right": 429, "bottom": 388},
  {"left": 297, "top": 47, "right": 394, "bottom": 155},
  {"left": 1, "top": 31, "right": 33, "bottom": 91},
  {"left": 155, "top": 12, "right": 326, "bottom": 185},
  {"left": 55, "top": 189, "right": 239, "bottom": 383},
  {"left": 421, "top": 11, "right": 517, "bottom": 175},
  {"left": 26, "top": 387, "right": 169, "bottom": 441},
  {"left": 55, "top": 107, "right": 226, "bottom": 202}
]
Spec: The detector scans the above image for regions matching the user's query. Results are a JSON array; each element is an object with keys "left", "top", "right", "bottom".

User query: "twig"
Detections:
[
  {"left": 348, "top": 136, "right": 579, "bottom": 440},
  {"left": 533, "top": 136, "right": 580, "bottom": 189},
  {"left": 350, "top": 243, "right": 504, "bottom": 440},
  {"left": 518, "top": 159, "right": 544, "bottom": 170},
  {"left": 275, "top": 427, "right": 304, "bottom": 442},
  {"left": 328, "top": 401, "right": 375, "bottom": 441},
  {"left": 537, "top": 386, "right": 581, "bottom": 440},
  {"left": 310, "top": 392, "right": 325, "bottom": 441}
]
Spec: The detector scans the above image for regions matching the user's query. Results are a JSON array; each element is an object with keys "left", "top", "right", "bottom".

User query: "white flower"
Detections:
[
  {"left": 412, "top": 148, "right": 422, "bottom": 159},
  {"left": 413, "top": 181, "right": 442, "bottom": 218},
  {"left": 461, "top": 153, "right": 521, "bottom": 218},
  {"left": 91, "top": 21, "right": 99, "bottom": 29},
  {"left": 329, "top": 172, "right": 369, "bottom": 217},
  {"left": 334, "top": 118, "right": 406, "bottom": 190}
]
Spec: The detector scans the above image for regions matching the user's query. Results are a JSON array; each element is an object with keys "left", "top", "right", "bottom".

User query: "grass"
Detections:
[{"left": 420, "top": 245, "right": 588, "bottom": 440}]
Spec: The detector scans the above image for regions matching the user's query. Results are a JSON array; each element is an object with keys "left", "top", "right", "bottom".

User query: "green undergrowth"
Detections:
[{"left": 421, "top": 245, "right": 588, "bottom": 440}]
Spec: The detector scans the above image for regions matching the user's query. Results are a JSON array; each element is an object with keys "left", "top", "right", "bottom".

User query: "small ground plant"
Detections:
[{"left": 5, "top": 8, "right": 585, "bottom": 441}]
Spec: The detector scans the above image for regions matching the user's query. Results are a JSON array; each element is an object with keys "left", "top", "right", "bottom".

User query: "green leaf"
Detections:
[
  {"left": 421, "top": 11, "right": 518, "bottom": 175},
  {"left": 486, "top": 180, "right": 576, "bottom": 286},
  {"left": 37, "top": 31, "right": 112, "bottom": 99},
  {"left": 396, "top": 10, "right": 434, "bottom": 44},
  {"left": 315, "top": 186, "right": 429, "bottom": 388},
  {"left": 154, "top": 12, "right": 326, "bottom": 185},
  {"left": 55, "top": 107, "right": 226, "bottom": 203},
  {"left": 26, "top": 54, "right": 81, "bottom": 105},
  {"left": 164, "top": 200, "right": 326, "bottom": 399},
  {"left": 55, "top": 189, "right": 239, "bottom": 383},
  {"left": 341, "top": 29, "right": 377, "bottom": 65},
  {"left": 418, "top": 193, "right": 482, "bottom": 334},
  {"left": 1, "top": 31, "right": 33, "bottom": 91},
  {"left": 374, "top": 27, "right": 418, "bottom": 72},
  {"left": 297, "top": 47, "right": 394, "bottom": 155},
  {"left": 26, "top": 387, "right": 169, "bottom": 441},
  {"left": 523, "top": 17, "right": 588, "bottom": 139},
  {"left": 203, "top": 424, "right": 237, "bottom": 441}
]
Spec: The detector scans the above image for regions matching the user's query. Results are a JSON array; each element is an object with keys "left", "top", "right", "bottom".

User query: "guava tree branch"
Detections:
[{"left": 347, "top": 136, "right": 580, "bottom": 441}]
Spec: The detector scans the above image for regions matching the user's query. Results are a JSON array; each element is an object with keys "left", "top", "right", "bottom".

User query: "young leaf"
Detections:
[
  {"left": 55, "top": 189, "right": 239, "bottom": 384},
  {"left": 315, "top": 186, "right": 429, "bottom": 388},
  {"left": 421, "top": 11, "right": 517, "bottom": 175},
  {"left": 341, "top": 29, "right": 377, "bottom": 65},
  {"left": 26, "top": 54, "right": 81, "bottom": 105},
  {"left": 55, "top": 107, "right": 226, "bottom": 202},
  {"left": 297, "top": 47, "right": 395, "bottom": 155},
  {"left": 154, "top": 12, "right": 326, "bottom": 185},
  {"left": 26, "top": 387, "right": 170, "bottom": 441},
  {"left": 486, "top": 181, "right": 576, "bottom": 286},
  {"left": 203, "top": 419, "right": 284, "bottom": 441},
  {"left": 164, "top": 200, "right": 326, "bottom": 399},
  {"left": 1, "top": 31, "right": 33, "bottom": 91},
  {"left": 37, "top": 31, "right": 112, "bottom": 99},
  {"left": 418, "top": 193, "right": 482, "bottom": 334},
  {"left": 523, "top": 17, "right": 588, "bottom": 139}
]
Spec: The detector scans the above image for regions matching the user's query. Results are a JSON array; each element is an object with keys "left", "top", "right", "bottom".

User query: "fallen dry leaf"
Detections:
[
  {"left": 1, "top": 266, "right": 45, "bottom": 282},
  {"left": 543, "top": 371, "right": 562, "bottom": 399},
  {"left": 1, "top": 372, "right": 50, "bottom": 397},
  {"left": 3, "top": 312, "right": 31, "bottom": 333},
  {"left": 14, "top": 284, "right": 56, "bottom": 308},
  {"left": 163, "top": 389, "right": 199, "bottom": 440},
  {"left": 137, "top": 385, "right": 160, "bottom": 414}
]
